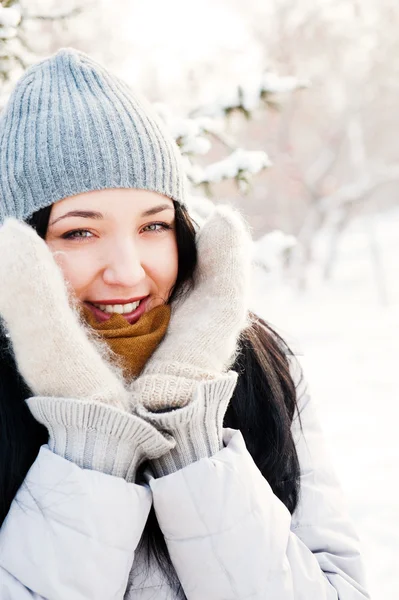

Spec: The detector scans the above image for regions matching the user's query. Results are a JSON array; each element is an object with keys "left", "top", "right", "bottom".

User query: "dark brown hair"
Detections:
[{"left": 0, "top": 200, "right": 301, "bottom": 594}]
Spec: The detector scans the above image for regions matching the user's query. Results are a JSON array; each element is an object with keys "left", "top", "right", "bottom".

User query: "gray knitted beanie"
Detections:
[{"left": 0, "top": 48, "right": 188, "bottom": 224}]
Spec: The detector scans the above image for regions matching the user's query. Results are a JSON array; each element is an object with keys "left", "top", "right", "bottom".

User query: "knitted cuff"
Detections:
[
  {"left": 135, "top": 371, "right": 238, "bottom": 477},
  {"left": 27, "top": 397, "right": 175, "bottom": 483},
  {"left": 134, "top": 360, "right": 219, "bottom": 410}
]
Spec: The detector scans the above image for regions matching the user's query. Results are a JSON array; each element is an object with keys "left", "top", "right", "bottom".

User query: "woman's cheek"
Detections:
[
  {"left": 52, "top": 249, "right": 96, "bottom": 297},
  {"left": 145, "top": 237, "right": 178, "bottom": 292}
]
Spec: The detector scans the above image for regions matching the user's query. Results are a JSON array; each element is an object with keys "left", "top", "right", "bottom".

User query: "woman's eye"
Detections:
[
  {"left": 60, "top": 223, "right": 172, "bottom": 240},
  {"left": 61, "top": 229, "right": 94, "bottom": 241},
  {"left": 142, "top": 222, "right": 171, "bottom": 234}
]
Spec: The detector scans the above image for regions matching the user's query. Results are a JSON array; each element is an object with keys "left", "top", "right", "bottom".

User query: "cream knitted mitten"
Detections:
[
  {"left": 131, "top": 206, "right": 252, "bottom": 476},
  {"left": 0, "top": 219, "right": 174, "bottom": 481}
]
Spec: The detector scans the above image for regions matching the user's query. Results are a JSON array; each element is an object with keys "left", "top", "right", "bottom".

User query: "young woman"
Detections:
[{"left": 0, "top": 48, "right": 369, "bottom": 599}]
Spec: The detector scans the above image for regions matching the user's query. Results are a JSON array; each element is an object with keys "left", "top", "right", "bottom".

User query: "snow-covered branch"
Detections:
[
  {"left": 154, "top": 102, "right": 273, "bottom": 193},
  {"left": 154, "top": 73, "right": 307, "bottom": 196},
  {"left": 0, "top": 3, "right": 21, "bottom": 39},
  {"left": 24, "top": 7, "right": 85, "bottom": 22},
  {"left": 190, "top": 149, "right": 271, "bottom": 189},
  {"left": 0, "top": 1, "right": 86, "bottom": 93},
  {"left": 191, "top": 72, "right": 310, "bottom": 119}
]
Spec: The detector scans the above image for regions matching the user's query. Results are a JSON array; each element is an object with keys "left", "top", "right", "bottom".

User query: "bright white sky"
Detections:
[
  {"left": 96, "top": 0, "right": 265, "bottom": 107},
  {"left": 116, "top": 0, "right": 248, "bottom": 56}
]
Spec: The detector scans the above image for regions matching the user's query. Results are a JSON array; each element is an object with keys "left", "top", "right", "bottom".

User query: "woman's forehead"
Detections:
[{"left": 49, "top": 189, "right": 175, "bottom": 220}]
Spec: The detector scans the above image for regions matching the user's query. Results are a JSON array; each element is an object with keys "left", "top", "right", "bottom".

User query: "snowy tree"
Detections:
[
  {"left": 0, "top": 1, "right": 324, "bottom": 280},
  {"left": 224, "top": 0, "right": 399, "bottom": 291},
  {"left": 152, "top": 73, "right": 308, "bottom": 271},
  {"left": 152, "top": 73, "right": 307, "bottom": 238},
  {"left": 0, "top": 1, "right": 85, "bottom": 104},
  {"left": 156, "top": 71, "right": 308, "bottom": 195}
]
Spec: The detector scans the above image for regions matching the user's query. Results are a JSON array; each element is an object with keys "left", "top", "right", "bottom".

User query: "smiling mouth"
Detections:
[
  {"left": 90, "top": 300, "right": 142, "bottom": 314},
  {"left": 84, "top": 296, "right": 149, "bottom": 324}
]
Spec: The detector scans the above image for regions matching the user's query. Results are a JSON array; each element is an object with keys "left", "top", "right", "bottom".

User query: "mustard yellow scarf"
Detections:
[{"left": 82, "top": 304, "right": 171, "bottom": 379}]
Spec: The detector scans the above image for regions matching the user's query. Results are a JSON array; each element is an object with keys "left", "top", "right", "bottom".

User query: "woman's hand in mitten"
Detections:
[
  {"left": 0, "top": 219, "right": 174, "bottom": 480},
  {"left": 130, "top": 206, "right": 252, "bottom": 476},
  {"left": 0, "top": 218, "right": 127, "bottom": 406}
]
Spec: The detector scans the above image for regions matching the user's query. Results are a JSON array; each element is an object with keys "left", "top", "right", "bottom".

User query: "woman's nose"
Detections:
[{"left": 102, "top": 240, "right": 146, "bottom": 288}]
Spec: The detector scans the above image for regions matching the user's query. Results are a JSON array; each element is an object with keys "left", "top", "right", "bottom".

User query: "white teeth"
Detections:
[{"left": 92, "top": 301, "right": 141, "bottom": 314}]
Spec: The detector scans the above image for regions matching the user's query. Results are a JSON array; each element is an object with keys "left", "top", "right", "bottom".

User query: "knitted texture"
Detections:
[
  {"left": 136, "top": 372, "right": 238, "bottom": 477},
  {"left": 0, "top": 219, "right": 175, "bottom": 479},
  {"left": 28, "top": 397, "right": 175, "bottom": 482},
  {"left": 130, "top": 206, "right": 251, "bottom": 472},
  {"left": 0, "top": 47, "right": 188, "bottom": 224},
  {"left": 130, "top": 205, "right": 252, "bottom": 410},
  {"left": 0, "top": 219, "right": 128, "bottom": 407}
]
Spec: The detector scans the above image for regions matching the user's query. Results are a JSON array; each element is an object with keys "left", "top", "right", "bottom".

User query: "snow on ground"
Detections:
[{"left": 251, "top": 207, "right": 399, "bottom": 599}]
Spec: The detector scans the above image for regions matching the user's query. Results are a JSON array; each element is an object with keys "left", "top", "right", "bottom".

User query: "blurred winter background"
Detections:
[{"left": 1, "top": 0, "right": 398, "bottom": 597}]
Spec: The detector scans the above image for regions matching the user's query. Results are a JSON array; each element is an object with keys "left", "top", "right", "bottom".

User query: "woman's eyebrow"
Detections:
[
  {"left": 49, "top": 210, "right": 103, "bottom": 226},
  {"left": 140, "top": 204, "right": 174, "bottom": 217},
  {"left": 49, "top": 204, "right": 173, "bottom": 227}
]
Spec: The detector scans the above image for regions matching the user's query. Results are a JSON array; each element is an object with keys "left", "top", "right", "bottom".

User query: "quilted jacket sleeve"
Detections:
[
  {"left": 0, "top": 445, "right": 152, "bottom": 600},
  {"left": 149, "top": 360, "right": 370, "bottom": 600}
]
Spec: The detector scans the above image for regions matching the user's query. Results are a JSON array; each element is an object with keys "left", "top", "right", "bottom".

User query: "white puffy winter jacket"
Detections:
[{"left": 0, "top": 365, "right": 370, "bottom": 599}]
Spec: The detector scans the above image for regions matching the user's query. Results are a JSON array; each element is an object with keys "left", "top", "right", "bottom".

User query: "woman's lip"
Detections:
[
  {"left": 89, "top": 296, "right": 148, "bottom": 305},
  {"left": 84, "top": 296, "right": 150, "bottom": 324}
]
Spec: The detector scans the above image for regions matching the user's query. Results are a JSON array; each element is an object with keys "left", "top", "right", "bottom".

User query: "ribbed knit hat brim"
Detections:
[{"left": 0, "top": 48, "right": 187, "bottom": 223}]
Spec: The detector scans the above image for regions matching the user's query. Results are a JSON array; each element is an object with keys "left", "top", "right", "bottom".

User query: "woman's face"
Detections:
[{"left": 45, "top": 189, "right": 178, "bottom": 324}]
